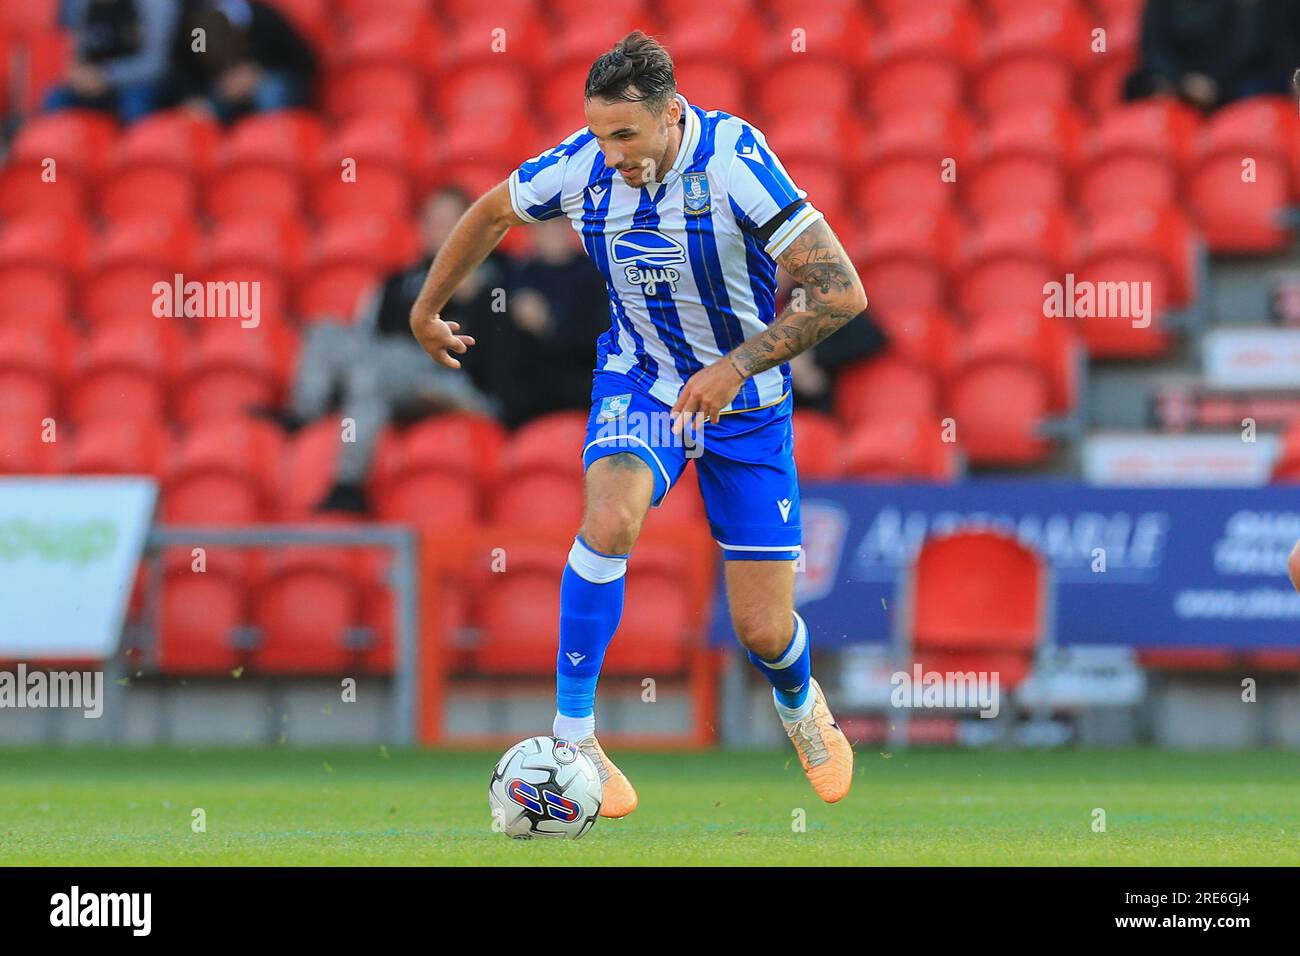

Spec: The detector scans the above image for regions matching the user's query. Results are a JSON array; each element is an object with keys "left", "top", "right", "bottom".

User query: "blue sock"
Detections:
[
  {"left": 555, "top": 536, "right": 628, "bottom": 727},
  {"left": 747, "top": 612, "right": 812, "bottom": 712}
]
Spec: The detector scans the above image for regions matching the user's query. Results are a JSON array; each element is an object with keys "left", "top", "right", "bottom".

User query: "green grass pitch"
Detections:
[{"left": 1, "top": 747, "right": 1297, "bottom": 865}]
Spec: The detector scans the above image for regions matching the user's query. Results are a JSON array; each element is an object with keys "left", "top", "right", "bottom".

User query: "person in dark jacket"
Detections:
[
  {"left": 499, "top": 217, "right": 613, "bottom": 428},
  {"left": 254, "top": 188, "right": 500, "bottom": 516},
  {"left": 171, "top": 0, "right": 316, "bottom": 121},
  {"left": 1126, "top": 0, "right": 1300, "bottom": 110},
  {"left": 43, "top": 0, "right": 181, "bottom": 123}
]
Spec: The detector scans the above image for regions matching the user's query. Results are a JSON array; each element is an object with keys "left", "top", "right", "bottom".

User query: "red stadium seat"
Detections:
[
  {"left": 81, "top": 216, "right": 200, "bottom": 329},
  {"left": 835, "top": 356, "right": 943, "bottom": 429},
  {"left": 853, "top": 107, "right": 974, "bottom": 216},
  {"left": 756, "top": 60, "right": 857, "bottom": 124},
  {"left": 954, "top": 206, "right": 1079, "bottom": 316},
  {"left": 834, "top": 310, "right": 958, "bottom": 431},
  {"left": 863, "top": 6, "right": 983, "bottom": 117},
  {"left": 843, "top": 415, "right": 961, "bottom": 481},
  {"left": 438, "top": 14, "right": 551, "bottom": 75},
  {"left": 763, "top": 114, "right": 867, "bottom": 179},
  {"left": 96, "top": 110, "right": 220, "bottom": 220},
  {"left": 68, "top": 417, "right": 172, "bottom": 477},
  {"left": 791, "top": 410, "right": 846, "bottom": 480},
  {"left": 963, "top": 311, "right": 1081, "bottom": 417},
  {"left": 432, "top": 62, "right": 534, "bottom": 119},
  {"left": 761, "top": 3, "right": 873, "bottom": 73},
  {"left": 901, "top": 528, "right": 1050, "bottom": 692},
  {"left": 6, "top": 108, "right": 117, "bottom": 180},
  {"left": 374, "top": 411, "right": 506, "bottom": 494},
  {"left": 296, "top": 214, "right": 419, "bottom": 321},
  {"left": 1077, "top": 99, "right": 1202, "bottom": 216},
  {"left": 965, "top": 107, "right": 1085, "bottom": 216},
  {"left": 335, "top": 0, "right": 432, "bottom": 22},
  {"left": 252, "top": 540, "right": 369, "bottom": 674},
  {"left": 0, "top": 109, "right": 116, "bottom": 217},
  {"left": 492, "top": 473, "right": 585, "bottom": 528},
  {"left": 974, "top": 3, "right": 1091, "bottom": 113},
  {"left": 0, "top": 312, "right": 74, "bottom": 422},
  {"left": 539, "top": 61, "right": 597, "bottom": 129},
  {"left": 157, "top": 548, "right": 255, "bottom": 675},
  {"left": 476, "top": 570, "right": 562, "bottom": 673},
  {"left": 163, "top": 417, "right": 285, "bottom": 524},
  {"left": 0, "top": 418, "right": 65, "bottom": 474},
  {"left": 310, "top": 115, "right": 435, "bottom": 219},
  {"left": 603, "top": 570, "right": 693, "bottom": 674},
  {"left": 500, "top": 411, "right": 589, "bottom": 479},
  {"left": 174, "top": 321, "right": 298, "bottom": 426},
  {"left": 662, "top": 10, "right": 767, "bottom": 78},
  {"left": 1187, "top": 97, "right": 1298, "bottom": 253},
  {"left": 849, "top": 209, "right": 962, "bottom": 319},
  {"left": 206, "top": 111, "right": 326, "bottom": 219},
  {"left": 550, "top": 9, "right": 649, "bottom": 74},
  {"left": 277, "top": 419, "right": 379, "bottom": 518},
  {"left": 944, "top": 330, "right": 1054, "bottom": 466},
  {"left": 435, "top": 112, "right": 545, "bottom": 191},
  {"left": 324, "top": 18, "right": 439, "bottom": 118},
  {"left": 671, "top": 59, "right": 749, "bottom": 119},
  {"left": 67, "top": 318, "right": 188, "bottom": 425},
  {"left": 199, "top": 215, "right": 309, "bottom": 327}
]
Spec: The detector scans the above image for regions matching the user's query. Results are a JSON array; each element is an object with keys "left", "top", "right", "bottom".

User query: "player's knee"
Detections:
[
  {"left": 731, "top": 611, "right": 792, "bottom": 661},
  {"left": 579, "top": 502, "right": 643, "bottom": 556},
  {"left": 1289, "top": 540, "right": 1300, "bottom": 592}
]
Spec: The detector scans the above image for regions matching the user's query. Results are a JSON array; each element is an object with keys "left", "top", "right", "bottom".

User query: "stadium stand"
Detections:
[{"left": 0, "top": 0, "right": 1298, "bottom": 747}]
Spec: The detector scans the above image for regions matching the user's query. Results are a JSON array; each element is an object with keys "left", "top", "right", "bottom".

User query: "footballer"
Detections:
[{"left": 410, "top": 32, "right": 867, "bottom": 816}]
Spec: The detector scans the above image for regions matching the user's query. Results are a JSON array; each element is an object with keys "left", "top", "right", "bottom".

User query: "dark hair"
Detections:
[{"left": 585, "top": 31, "right": 676, "bottom": 112}]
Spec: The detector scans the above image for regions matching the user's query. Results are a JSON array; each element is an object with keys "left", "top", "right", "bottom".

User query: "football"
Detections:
[{"left": 488, "top": 736, "right": 603, "bottom": 839}]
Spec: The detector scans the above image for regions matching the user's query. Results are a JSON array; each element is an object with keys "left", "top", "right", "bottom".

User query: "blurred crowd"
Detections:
[
  {"left": 43, "top": 0, "right": 316, "bottom": 124},
  {"left": 1126, "top": 0, "right": 1300, "bottom": 111}
]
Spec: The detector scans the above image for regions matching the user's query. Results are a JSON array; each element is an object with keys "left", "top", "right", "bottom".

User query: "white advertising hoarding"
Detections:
[
  {"left": 0, "top": 477, "right": 158, "bottom": 659},
  {"left": 1083, "top": 433, "right": 1281, "bottom": 486}
]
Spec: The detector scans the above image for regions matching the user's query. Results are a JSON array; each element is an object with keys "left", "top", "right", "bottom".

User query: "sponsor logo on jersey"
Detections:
[{"left": 611, "top": 229, "right": 686, "bottom": 295}]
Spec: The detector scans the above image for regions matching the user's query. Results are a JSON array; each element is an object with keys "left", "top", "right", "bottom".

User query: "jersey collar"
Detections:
[{"left": 668, "top": 92, "right": 700, "bottom": 178}]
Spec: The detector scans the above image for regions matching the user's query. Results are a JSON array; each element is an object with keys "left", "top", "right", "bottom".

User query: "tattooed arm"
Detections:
[
  {"left": 727, "top": 218, "right": 868, "bottom": 379},
  {"left": 670, "top": 217, "right": 867, "bottom": 431}
]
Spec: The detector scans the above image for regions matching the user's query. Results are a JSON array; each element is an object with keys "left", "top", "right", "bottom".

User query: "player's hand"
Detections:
[
  {"left": 411, "top": 311, "right": 475, "bottom": 369},
  {"left": 671, "top": 358, "right": 746, "bottom": 435}
]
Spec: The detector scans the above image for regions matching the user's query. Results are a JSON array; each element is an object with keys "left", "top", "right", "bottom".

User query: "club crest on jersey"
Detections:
[
  {"left": 597, "top": 393, "right": 632, "bottom": 421},
  {"left": 683, "top": 172, "right": 711, "bottom": 216},
  {"left": 611, "top": 228, "right": 685, "bottom": 295}
]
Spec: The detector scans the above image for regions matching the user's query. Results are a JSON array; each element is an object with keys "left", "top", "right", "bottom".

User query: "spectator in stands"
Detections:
[
  {"left": 43, "top": 0, "right": 182, "bottom": 124},
  {"left": 497, "top": 218, "right": 612, "bottom": 428},
  {"left": 170, "top": 0, "right": 316, "bottom": 122},
  {"left": 775, "top": 274, "right": 888, "bottom": 413},
  {"left": 255, "top": 188, "right": 503, "bottom": 516},
  {"left": 1126, "top": 0, "right": 1300, "bottom": 110}
]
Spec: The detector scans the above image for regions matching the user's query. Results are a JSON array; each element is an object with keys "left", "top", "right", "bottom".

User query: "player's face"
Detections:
[{"left": 585, "top": 94, "right": 680, "bottom": 189}]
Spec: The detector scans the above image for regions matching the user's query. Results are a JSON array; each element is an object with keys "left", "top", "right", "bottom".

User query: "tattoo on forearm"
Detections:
[{"left": 728, "top": 220, "right": 864, "bottom": 378}]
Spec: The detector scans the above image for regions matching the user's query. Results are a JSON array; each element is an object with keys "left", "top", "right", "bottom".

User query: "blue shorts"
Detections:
[{"left": 581, "top": 370, "right": 801, "bottom": 561}]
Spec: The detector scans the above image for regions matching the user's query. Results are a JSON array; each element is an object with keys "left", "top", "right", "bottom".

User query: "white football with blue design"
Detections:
[{"left": 488, "top": 736, "right": 603, "bottom": 839}]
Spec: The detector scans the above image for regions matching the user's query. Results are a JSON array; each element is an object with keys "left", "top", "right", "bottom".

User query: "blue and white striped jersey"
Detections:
[{"left": 507, "top": 93, "right": 824, "bottom": 414}]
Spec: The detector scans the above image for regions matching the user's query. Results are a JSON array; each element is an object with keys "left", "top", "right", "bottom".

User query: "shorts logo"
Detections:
[
  {"left": 610, "top": 229, "right": 685, "bottom": 295},
  {"left": 597, "top": 394, "right": 632, "bottom": 422},
  {"left": 777, "top": 498, "right": 793, "bottom": 523},
  {"left": 683, "top": 172, "right": 711, "bottom": 216}
]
